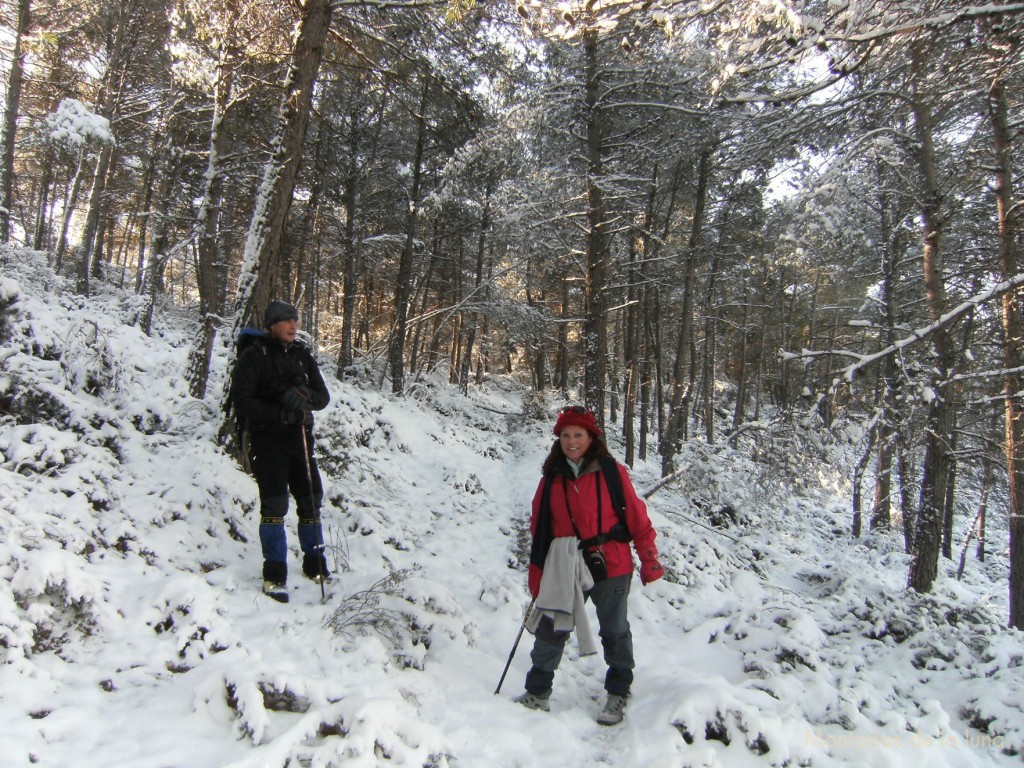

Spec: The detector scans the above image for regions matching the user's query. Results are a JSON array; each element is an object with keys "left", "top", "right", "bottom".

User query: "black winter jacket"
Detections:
[{"left": 230, "top": 335, "right": 330, "bottom": 434}]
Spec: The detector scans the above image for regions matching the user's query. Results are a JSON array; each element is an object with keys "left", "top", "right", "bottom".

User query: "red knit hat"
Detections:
[{"left": 553, "top": 406, "right": 601, "bottom": 437}]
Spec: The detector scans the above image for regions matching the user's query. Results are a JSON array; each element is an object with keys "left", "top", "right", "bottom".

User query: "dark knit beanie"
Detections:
[
  {"left": 553, "top": 406, "right": 601, "bottom": 437},
  {"left": 264, "top": 300, "right": 299, "bottom": 328}
]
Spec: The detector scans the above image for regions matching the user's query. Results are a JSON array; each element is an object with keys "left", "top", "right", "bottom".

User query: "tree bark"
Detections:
[
  {"left": 557, "top": 277, "right": 571, "bottom": 396},
  {"left": 388, "top": 76, "right": 429, "bottom": 395},
  {"left": 899, "top": 441, "right": 915, "bottom": 554},
  {"left": 623, "top": 232, "right": 641, "bottom": 466},
  {"left": 853, "top": 420, "right": 879, "bottom": 538},
  {"left": 701, "top": 215, "right": 728, "bottom": 444},
  {"left": 625, "top": 168, "right": 659, "bottom": 465},
  {"left": 582, "top": 28, "right": 609, "bottom": 419},
  {"left": 662, "top": 152, "right": 709, "bottom": 475},
  {"left": 908, "top": 82, "right": 956, "bottom": 594},
  {"left": 232, "top": 0, "right": 333, "bottom": 334},
  {"left": 871, "top": 169, "right": 902, "bottom": 531},
  {"left": 54, "top": 147, "right": 88, "bottom": 273},
  {"left": 0, "top": 0, "right": 30, "bottom": 242},
  {"left": 989, "top": 77, "right": 1024, "bottom": 628},
  {"left": 730, "top": 286, "right": 750, "bottom": 438},
  {"left": 187, "top": 27, "right": 236, "bottom": 400},
  {"left": 337, "top": 98, "right": 363, "bottom": 377},
  {"left": 459, "top": 180, "right": 491, "bottom": 394},
  {"left": 31, "top": 148, "right": 54, "bottom": 250},
  {"left": 140, "top": 128, "right": 186, "bottom": 335},
  {"left": 78, "top": 143, "right": 113, "bottom": 294}
]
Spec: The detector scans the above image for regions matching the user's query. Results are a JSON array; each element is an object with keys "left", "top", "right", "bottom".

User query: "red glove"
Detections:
[
  {"left": 640, "top": 559, "right": 664, "bottom": 585},
  {"left": 639, "top": 546, "right": 663, "bottom": 585},
  {"left": 528, "top": 564, "right": 542, "bottom": 598}
]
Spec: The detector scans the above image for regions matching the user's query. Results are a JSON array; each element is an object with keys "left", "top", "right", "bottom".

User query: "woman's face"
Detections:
[{"left": 559, "top": 426, "right": 593, "bottom": 464}]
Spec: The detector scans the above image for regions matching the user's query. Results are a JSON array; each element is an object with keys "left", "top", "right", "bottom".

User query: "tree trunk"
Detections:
[
  {"left": 290, "top": 130, "right": 327, "bottom": 331},
  {"left": 132, "top": 138, "right": 159, "bottom": 294},
  {"left": 409, "top": 231, "right": 438, "bottom": 377},
  {"left": 623, "top": 231, "right": 641, "bottom": 466},
  {"left": 956, "top": 505, "right": 985, "bottom": 581},
  {"left": 731, "top": 288, "right": 750, "bottom": 437},
  {"left": 582, "top": 28, "right": 609, "bottom": 419},
  {"left": 775, "top": 266, "right": 798, "bottom": 414},
  {"left": 557, "top": 276, "right": 570, "bottom": 396},
  {"left": 639, "top": 340, "right": 651, "bottom": 462},
  {"left": 231, "top": 0, "right": 333, "bottom": 335},
  {"left": 337, "top": 99, "right": 362, "bottom": 377},
  {"left": 853, "top": 420, "right": 879, "bottom": 538},
  {"left": 140, "top": 128, "right": 186, "bottom": 335},
  {"left": 871, "top": 172, "right": 901, "bottom": 531},
  {"left": 662, "top": 152, "right": 709, "bottom": 475},
  {"left": 989, "top": 77, "right": 1024, "bottom": 628},
  {"left": 459, "top": 181, "right": 491, "bottom": 394},
  {"left": 32, "top": 148, "right": 54, "bottom": 250},
  {"left": 186, "top": 32, "right": 236, "bottom": 400},
  {"left": 78, "top": 143, "right": 113, "bottom": 294},
  {"left": 0, "top": 0, "right": 30, "bottom": 242},
  {"left": 388, "top": 77, "right": 428, "bottom": 395},
  {"left": 941, "top": 424, "right": 958, "bottom": 560},
  {"left": 54, "top": 147, "right": 88, "bottom": 272},
  {"left": 908, "top": 83, "right": 956, "bottom": 594},
  {"left": 899, "top": 441, "right": 915, "bottom": 554},
  {"left": 625, "top": 169, "right": 660, "bottom": 465},
  {"left": 752, "top": 265, "right": 775, "bottom": 422},
  {"left": 701, "top": 217, "right": 726, "bottom": 444}
]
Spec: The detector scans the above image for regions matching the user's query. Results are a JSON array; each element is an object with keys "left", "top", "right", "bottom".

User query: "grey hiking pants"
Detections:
[{"left": 524, "top": 573, "right": 635, "bottom": 697}]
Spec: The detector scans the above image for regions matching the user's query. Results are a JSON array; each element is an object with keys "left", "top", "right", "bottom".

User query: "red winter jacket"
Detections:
[{"left": 528, "top": 459, "right": 659, "bottom": 597}]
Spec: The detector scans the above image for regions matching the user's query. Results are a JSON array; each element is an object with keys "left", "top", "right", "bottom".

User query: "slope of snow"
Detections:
[{"left": 1, "top": 246, "right": 1021, "bottom": 767}]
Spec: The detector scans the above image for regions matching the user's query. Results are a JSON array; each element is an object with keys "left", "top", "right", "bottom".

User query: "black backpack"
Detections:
[{"left": 225, "top": 328, "right": 267, "bottom": 473}]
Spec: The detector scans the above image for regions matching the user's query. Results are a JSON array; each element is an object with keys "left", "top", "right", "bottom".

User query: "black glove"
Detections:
[
  {"left": 281, "top": 386, "right": 311, "bottom": 411},
  {"left": 280, "top": 407, "right": 302, "bottom": 426}
]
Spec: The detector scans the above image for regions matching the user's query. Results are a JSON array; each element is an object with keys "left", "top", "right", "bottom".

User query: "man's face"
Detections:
[{"left": 269, "top": 318, "right": 298, "bottom": 344}]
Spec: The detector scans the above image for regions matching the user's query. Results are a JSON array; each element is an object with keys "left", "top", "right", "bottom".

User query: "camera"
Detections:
[{"left": 582, "top": 546, "right": 607, "bottom": 583}]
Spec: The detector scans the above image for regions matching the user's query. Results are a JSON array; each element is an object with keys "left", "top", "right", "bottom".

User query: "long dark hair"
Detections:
[{"left": 542, "top": 433, "right": 612, "bottom": 475}]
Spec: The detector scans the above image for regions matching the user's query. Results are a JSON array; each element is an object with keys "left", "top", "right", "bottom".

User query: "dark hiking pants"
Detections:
[
  {"left": 250, "top": 427, "right": 324, "bottom": 579},
  {"left": 525, "top": 573, "right": 635, "bottom": 697}
]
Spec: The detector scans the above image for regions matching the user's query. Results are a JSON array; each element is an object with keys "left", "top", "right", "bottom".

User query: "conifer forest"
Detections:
[{"left": 1, "top": 0, "right": 1024, "bottom": 628}]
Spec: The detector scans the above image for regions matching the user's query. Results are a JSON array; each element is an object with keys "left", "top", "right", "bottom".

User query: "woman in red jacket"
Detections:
[{"left": 515, "top": 406, "right": 664, "bottom": 725}]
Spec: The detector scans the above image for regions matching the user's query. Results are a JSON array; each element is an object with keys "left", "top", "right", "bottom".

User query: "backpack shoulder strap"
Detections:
[
  {"left": 529, "top": 471, "right": 557, "bottom": 570},
  {"left": 599, "top": 456, "right": 632, "bottom": 541},
  {"left": 599, "top": 457, "right": 626, "bottom": 515}
]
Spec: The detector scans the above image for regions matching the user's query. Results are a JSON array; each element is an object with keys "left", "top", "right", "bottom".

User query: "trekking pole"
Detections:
[
  {"left": 299, "top": 422, "right": 326, "bottom": 601},
  {"left": 495, "top": 598, "right": 535, "bottom": 695}
]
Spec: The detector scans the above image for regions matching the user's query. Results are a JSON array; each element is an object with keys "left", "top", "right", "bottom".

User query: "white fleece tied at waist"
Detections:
[{"left": 525, "top": 537, "right": 598, "bottom": 656}]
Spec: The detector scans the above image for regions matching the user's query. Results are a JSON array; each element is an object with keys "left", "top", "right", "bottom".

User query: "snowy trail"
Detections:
[{"left": 5, "top": 381, "right": 1020, "bottom": 767}]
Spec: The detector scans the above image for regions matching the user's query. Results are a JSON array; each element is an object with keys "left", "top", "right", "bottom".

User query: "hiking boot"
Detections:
[
  {"left": 597, "top": 694, "right": 627, "bottom": 726},
  {"left": 263, "top": 581, "right": 289, "bottom": 603},
  {"left": 513, "top": 692, "right": 551, "bottom": 712},
  {"left": 302, "top": 553, "right": 331, "bottom": 583}
]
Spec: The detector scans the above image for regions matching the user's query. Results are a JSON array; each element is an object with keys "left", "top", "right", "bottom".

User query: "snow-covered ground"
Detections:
[{"left": 1, "top": 246, "right": 1021, "bottom": 767}]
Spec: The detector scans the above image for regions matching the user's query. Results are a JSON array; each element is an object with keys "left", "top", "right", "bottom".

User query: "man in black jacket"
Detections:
[{"left": 231, "top": 300, "right": 331, "bottom": 602}]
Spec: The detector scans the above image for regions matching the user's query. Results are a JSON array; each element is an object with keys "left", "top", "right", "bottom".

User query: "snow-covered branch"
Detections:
[
  {"left": 331, "top": 0, "right": 449, "bottom": 8},
  {"left": 783, "top": 272, "right": 1024, "bottom": 383},
  {"left": 832, "top": 3, "right": 1024, "bottom": 45}
]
